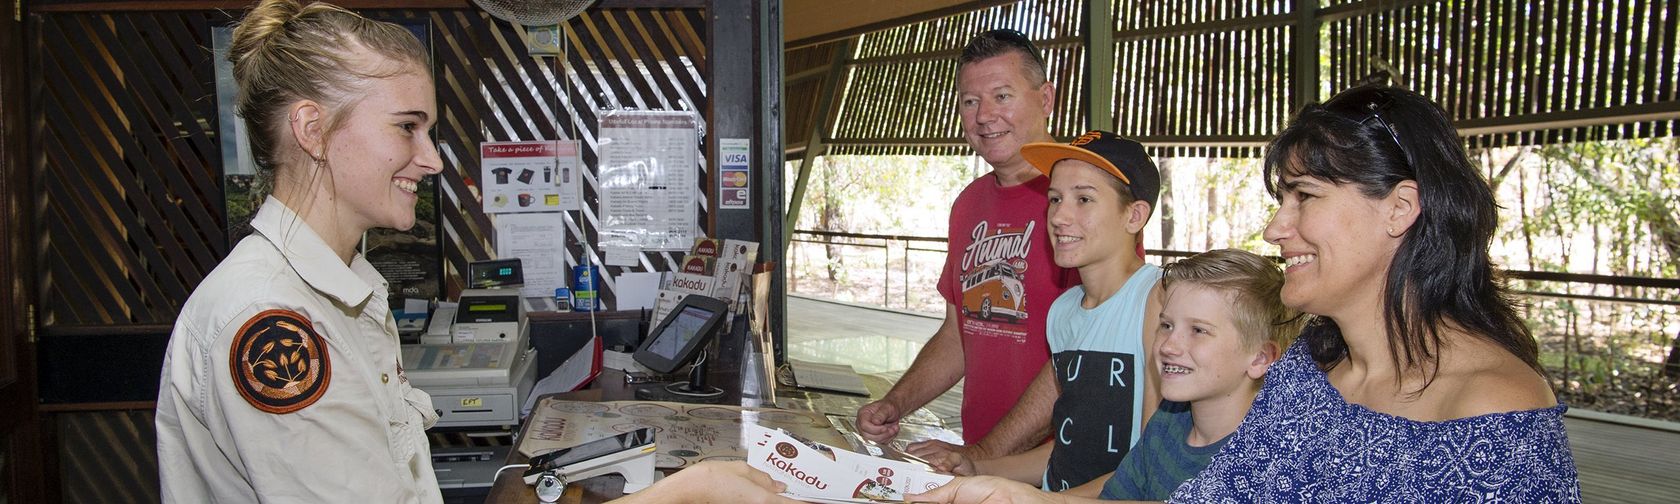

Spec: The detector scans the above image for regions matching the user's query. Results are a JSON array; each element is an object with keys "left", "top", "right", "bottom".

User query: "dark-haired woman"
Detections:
[
  {"left": 1170, "top": 85, "right": 1580, "bottom": 501},
  {"left": 913, "top": 86, "right": 1579, "bottom": 503}
]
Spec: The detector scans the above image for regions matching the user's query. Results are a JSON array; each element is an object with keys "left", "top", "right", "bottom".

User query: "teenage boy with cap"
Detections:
[{"left": 928, "top": 130, "right": 1164, "bottom": 493}]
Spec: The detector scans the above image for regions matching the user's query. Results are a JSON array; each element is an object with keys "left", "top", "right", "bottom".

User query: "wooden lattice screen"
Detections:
[
  {"left": 1322, "top": 0, "right": 1679, "bottom": 148},
  {"left": 827, "top": 0, "right": 1089, "bottom": 156},
  {"left": 813, "top": 0, "right": 1678, "bottom": 158},
  {"left": 33, "top": 12, "right": 228, "bottom": 327},
  {"left": 1110, "top": 0, "right": 1295, "bottom": 159},
  {"left": 30, "top": 7, "right": 711, "bottom": 503},
  {"left": 55, "top": 410, "right": 158, "bottom": 503},
  {"left": 423, "top": 9, "right": 710, "bottom": 302},
  {"left": 783, "top": 41, "right": 846, "bottom": 151}
]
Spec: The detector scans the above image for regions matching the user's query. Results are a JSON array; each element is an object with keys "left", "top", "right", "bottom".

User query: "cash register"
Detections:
[
  {"left": 406, "top": 259, "right": 540, "bottom": 498},
  {"left": 402, "top": 335, "right": 536, "bottom": 428}
]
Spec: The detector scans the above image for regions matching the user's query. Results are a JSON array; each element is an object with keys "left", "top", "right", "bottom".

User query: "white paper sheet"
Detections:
[
  {"left": 615, "top": 272, "right": 662, "bottom": 311},
  {"left": 596, "top": 111, "right": 699, "bottom": 251},
  {"left": 604, "top": 245, "right": 641, "bottom": 267},
  {"left": 494, "top": 212, "right": 567, "bottom": 299}
]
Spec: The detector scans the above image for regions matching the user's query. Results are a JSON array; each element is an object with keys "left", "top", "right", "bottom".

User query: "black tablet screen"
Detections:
[{"left": 647, "top": 305, "right": 714, "bottom": 360}]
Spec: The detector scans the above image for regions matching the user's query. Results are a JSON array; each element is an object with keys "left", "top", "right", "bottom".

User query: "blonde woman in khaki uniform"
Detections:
[
  {"left": 155, "top": 1, "right": 444, "bottom": 501},
  {"left": 157, "top": 1, "right": 804, "bottom": 502}
]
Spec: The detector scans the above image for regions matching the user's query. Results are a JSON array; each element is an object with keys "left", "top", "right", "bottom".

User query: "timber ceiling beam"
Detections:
[
  {"left": 784, "top": 0, "right": 1017, "bottom": 49},
  {"left": 29, "top": 0, "right": 702, "bottom": 12}
]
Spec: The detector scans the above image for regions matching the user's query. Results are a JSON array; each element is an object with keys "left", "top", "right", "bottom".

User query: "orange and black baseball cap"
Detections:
[{"left": 1021, "top": 130, "right": 1160, "bottom": 207}]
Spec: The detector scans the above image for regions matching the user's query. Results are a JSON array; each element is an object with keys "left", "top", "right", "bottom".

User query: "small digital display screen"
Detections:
[
  {"left": 471, "top": 271, "right": 503, "bottom": 286},
  {"left": 468, "top": 303, "right": 508, "bottom": 312},
  {"left": 647, "top": 306, "right": 715, "bottom": 359},
  {"left": 468, "top": 260, "right": 522, "bottom": 288}
]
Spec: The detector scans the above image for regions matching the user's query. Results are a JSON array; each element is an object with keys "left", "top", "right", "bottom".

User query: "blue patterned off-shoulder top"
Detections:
[{"left": 1170, "top": 341, "right": 1581, "bottom": 503}]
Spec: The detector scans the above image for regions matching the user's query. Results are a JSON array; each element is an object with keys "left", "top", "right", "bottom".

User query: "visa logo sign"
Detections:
[{"left": 725, "top": 154, "right": 749, "bottom": 163}]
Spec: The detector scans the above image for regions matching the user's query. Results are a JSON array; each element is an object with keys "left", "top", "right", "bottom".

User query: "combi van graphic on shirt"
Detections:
[{"left": 960, "top": 261, "right": 1027, "bottom": 322}]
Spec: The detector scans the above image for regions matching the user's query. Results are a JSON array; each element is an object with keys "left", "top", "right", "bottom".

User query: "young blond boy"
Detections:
[{"left": 1097, "top": 248, "right": 1302, "bottom": 499}]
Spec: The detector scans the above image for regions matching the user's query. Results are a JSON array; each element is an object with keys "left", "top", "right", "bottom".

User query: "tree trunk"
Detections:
[
  {"left": 1519, "top": 160, "right": 1536, "bottom": 269},
  {"left": 1641, "top": 196, "right": 1680, "bottom": 275},
  {"left": 820, "top": 163, "right": 840, "bottom": 283},
  {"left": 1559, "top": 149, "right": 1680, "bottom": 274},
  {"left": 822, "top": 204, "right": 840, "bottom": 283},
  {"left": 1551, "top": 170, "right": 1575, "bottom": 394},
  {"left": 1205, "top": 186, "right": 1216, "bottom": 251},
  {"left": 1157, "top": 159, "right": 1174, "bottom": 251},
  {"left": 1663, "top": 329, "right": 1680, "bottom": 379},
  {"left": 1486, "top": 146, "right": 1528, "bottom": 194}
]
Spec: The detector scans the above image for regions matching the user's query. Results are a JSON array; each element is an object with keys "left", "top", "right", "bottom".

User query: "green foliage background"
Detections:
[{"left": 786, "top": 137, "right": 1680, "bottom": 420}]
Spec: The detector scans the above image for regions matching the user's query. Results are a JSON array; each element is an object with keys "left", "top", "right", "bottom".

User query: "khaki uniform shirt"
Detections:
[{"left": 157, "top": 197, "right": 441, "bottom": 503}]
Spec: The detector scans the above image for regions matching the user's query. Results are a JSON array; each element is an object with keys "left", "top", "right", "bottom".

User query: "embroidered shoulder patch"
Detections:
[{"left": 229, "top": 309, "right": 332, "bottom": 414}]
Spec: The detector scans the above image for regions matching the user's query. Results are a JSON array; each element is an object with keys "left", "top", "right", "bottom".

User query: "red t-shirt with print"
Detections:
[{"left": 937, "top": 173, "right": 1077, "bottom": 443}]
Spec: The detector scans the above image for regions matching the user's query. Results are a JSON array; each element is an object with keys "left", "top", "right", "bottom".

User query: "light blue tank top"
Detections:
[{"left": 1041, "top": 263, "right": 1162, "bottom": 490}]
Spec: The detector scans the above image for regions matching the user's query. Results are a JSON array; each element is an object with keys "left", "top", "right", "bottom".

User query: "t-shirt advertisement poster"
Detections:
[
  {"left": 596, "top": 110, "right": 700, "bottom": 251},
  {"left": 554, "top": 140, "right": 583, "bottom": 210},
  {"left": 480, "top": 140, "right": 578, "bottom": 214}
]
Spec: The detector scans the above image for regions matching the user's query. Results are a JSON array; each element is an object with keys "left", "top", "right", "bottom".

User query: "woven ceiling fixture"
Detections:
[{"left": 471, "top": 0, "right": 596, "bottom": 26}]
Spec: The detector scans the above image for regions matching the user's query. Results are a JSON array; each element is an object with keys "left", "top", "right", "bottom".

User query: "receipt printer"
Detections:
[{"left": 454, "top": 288, "right": 526, "bottom": 343}]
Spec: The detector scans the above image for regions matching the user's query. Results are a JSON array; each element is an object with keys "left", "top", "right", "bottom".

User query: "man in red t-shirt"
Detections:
[{"left": 856, "top": 29, "right": 1077, "bottom": 462}]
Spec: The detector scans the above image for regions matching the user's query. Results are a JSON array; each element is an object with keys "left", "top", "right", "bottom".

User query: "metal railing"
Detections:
[
  {"left": 787, "top": 230, "right": 1244, "bottom": 312},
  {"left": 789, "top": 229, "right": 948, "bottom": 311},
  {"left": 787, "top": 228, "right": 1680, "bottom": 420}
]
